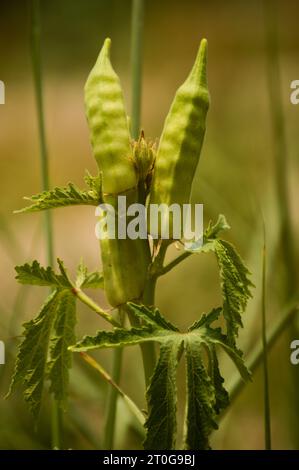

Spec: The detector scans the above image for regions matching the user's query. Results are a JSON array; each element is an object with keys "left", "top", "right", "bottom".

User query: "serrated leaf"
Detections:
[
  {"left": 15, "top": 260, "right": 71, "bottom": 288},
  {"left": 198, "top": 325, "right": 251, "bottom": 382},
  {"left": 186, "top": 214, "right": 230, "bottom": 252},
  {"left": 7, "top": 290, "right": 60, "bottom": 417},
  {"left": 184, "top": 336, "right": 218, "bottom": 450},
  {"left": 214, "top": 239, "right": 253, "bottom": 344},
  {"left": 76, "top": 260, "right": 104, "bottom": 289},
  {"left": 71, "top": 304, "right": 250, "bottom": 450},
  {"left": 205, "top": 214, "right": 230, "bottom": 239},
  {"left": 144, "top": 339, "right": 183, "bottom": 450},
  {"left": 208, "top": 346, "right": 229, "bottom": 414},
  {"left": 48, "top": 290, "right": 77, "bottom": 406},
  {"left": 15, "top": 182, "right": 100, "bottom": 214},
  {"left": 84, "top": 170, "right": 102, "bottom": 194},
  {"left": 128, "top": 303, "right": 179, "bottom": 331},
  {"left": 70, "top": 324, "right": 174, "bottom": 352},
  {"left": 189, "top": 307, "right": 222, "bottom": 331},
  {"left": 185, "top": 217, "right": 253, "bottom": 345}
]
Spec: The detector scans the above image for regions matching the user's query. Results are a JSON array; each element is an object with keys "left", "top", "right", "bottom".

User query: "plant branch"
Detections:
[
  {"left": 103, "top": 307, "right": 124, "bottom": 450},
  {"left": 80, "top": 352, "right": 145, "bottom": 428},
  {"left": 72, "top": 287, "right": 120, "bottom": 327},
  {"left": 155, "top": 250, "right": 192, "bottom": 278},
  {"left": 131, "top": 0, "right": 145, "bottom": 139},
  {"left": 261, "top": 229, "right": 271, "bottom": 450},
  {"left": 30, "top": 0, "right": 60, "bottom": 449}
]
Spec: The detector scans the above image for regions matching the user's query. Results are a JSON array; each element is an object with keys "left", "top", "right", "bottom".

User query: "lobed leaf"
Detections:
[
  {"left": 70, "top": 325, "right": 175, "bottom": 352},
  {"left": 144, "top": 339, "right": 183, "bottom": 450},
  {"left": 15, "top": 182, "right": 100, "bottom": 214},
  {"left": 7, "top": 290, "right": 60, "bottom": 417},
  {"left": 71, "top": 303, "right": 250, "bottom": 449},
  {"left": 15, "top": 259, "right": 71, "bottom": 288},
  {"left": 128, "top": 303, "right": 179, "bottom": 331},
  {"left": 84, "top": 170, "right": 102, "bottom": 194},
  {"left": 76, "top": 260, "right": 104, "bottom": 289},
  {"left": 184, "top": 336, "right": 218, "bottom": 449},
  {"left": 185, "top": 216, "right": 253, "bottom": 345},
  {"left": 48, "top": 290, "right": 77, "bottom": 406},
  {"left": 207, "top": 346, "right": 229, "bottom": 414},
  {"left": 214, "top": 239, "right": 253, "bottom": 344}
]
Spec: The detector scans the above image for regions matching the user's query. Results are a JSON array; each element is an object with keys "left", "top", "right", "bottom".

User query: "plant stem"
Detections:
[
  {"left": 131, "top": 0, "right": 145, "bottom": 139},
  {"left": 130, "top": 0, "right": 157, "bottom": 387},
  {"left": 225, "top": 298, "right": 299, "bottom": 409},
  {"left": 30, "top": 0, "right": 53, "bottom": 265},
  {"left": 156, "top": 251, "right": 192, "bottom": 278},
  {"left": 263, "top": 0, "right": 297, "bottom": 296},
  {"left": 103, "top": 308, "right": 124, "bottom": 450},
  {"left": 72, "top": 287, "right": 120, "bottom": 327},
  {"left": 81, "top": 352, "right": 145, "bottom": 427},
  {"left": 30, "top": 0, "right": 61, "bottom": 449},
  {"left": 126, "top": 298, "right": 156, "bottom": 388},
  {"left": 263, "top": 0, "right": 299, "bottom": 441},
  {"left": 261, "top": 228, "right": 271, "bottom": 450}
]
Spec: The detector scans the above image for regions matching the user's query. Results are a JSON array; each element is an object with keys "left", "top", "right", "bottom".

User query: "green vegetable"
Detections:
[
  {"left": 85, "top": 39, "right": 150, "bottom": 307},
  {"left": 85, "top": 38, "right": 137, "bottom": 195},
  {"left": 148, "top": 39, "right": 210, "bottom": 238},
  {"left": 100, "top": 221, "right": 150, "bottom": 307}
]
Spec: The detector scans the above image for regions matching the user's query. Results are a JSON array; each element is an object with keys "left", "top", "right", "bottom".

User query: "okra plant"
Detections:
[{"left": 8, "top": 38, "right": 253, "bottom": 450}]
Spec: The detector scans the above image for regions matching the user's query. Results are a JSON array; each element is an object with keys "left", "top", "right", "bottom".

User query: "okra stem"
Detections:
[
  {"left": 72, "top": 288, "right": 120, "bottom": 327},
  {"left": 131, "top": 0, "right": 145, "bottom": 139},
  {"left": 103, "top": 308, "right": 124, "bottom": 449},
  {"left": 155, "top": 251, "right": 192, "bottom": 278},
  {"left": 30, "top": 0, "right": 61, "bottom": 449}
]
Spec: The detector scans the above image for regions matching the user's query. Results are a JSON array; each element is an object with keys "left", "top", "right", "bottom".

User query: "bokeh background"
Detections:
[{"left": 0, "top": 0, "right": 298, "bottom": 449}]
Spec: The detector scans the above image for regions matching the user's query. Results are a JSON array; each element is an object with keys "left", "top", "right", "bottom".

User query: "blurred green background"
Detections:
[{"left": 0, "top": 0, "right": 298, "bottom": 449}]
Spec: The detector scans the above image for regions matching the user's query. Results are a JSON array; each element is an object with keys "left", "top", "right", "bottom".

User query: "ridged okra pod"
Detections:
[
  {"left": 85, "top": 38, "right": 149, "bottom": 307},
  {"left": 148, "top": 39, "right": 210, "bottom": 238},
  {"left": 85, "top": 38, "right": 137, "bottom": 195}
]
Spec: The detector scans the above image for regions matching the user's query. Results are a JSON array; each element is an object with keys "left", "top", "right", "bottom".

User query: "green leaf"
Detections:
[
  {"left": 15, "top": 259, "right": 71, "bottom": 288},
  {"left": 75, "top": 260, "right": 104, "bottom": 289},
  {"left": 70, "top": 324, "right": 174, "bottom": 352},
  {"left": 15, "top": 182, "right": 100, "bottom": 214},
  {"left": 208, "top": 346, "right": 229, "bottom": 414},
  {"left": 84, "top": 170, "right": 102, "bottom": 194},
  {"left": 185, "top": 216, "right": 253, "bottom": 345},
  {"left": 128, "top": 303, "right": 179, "bottom": 332},
  {"left": 188, "top": 306, "right": 222, "bottom": 330},
  {"left": 198, "top": 325, "right": 251, "bottom": 382},
  {"left": 214, "top": 239, "right": 253, "bottom": 344},
  {"left": 186, "top": 214, "right": 230, "bottom": 252},
  {"left": 144, "top": 339, "right": 183, "bottom": 450},
  {"left": 205, "top": 214, "right": 230, "bottom": 239},
  {"left": 48, "top": 290, "right": 77, "bottom": 406},
  {"left": 71, "top": 304, "right": 250, "bottom": 449},
  {"left": 7, "top": 290, "right": 60, "bottom": 417},
  {"left": 184, "top": 336, "right": 218, "bottom": 450}
]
